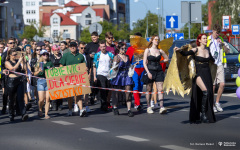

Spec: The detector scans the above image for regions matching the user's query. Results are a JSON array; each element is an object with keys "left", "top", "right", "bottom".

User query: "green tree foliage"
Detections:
[
  {"left": 131, "top": 11, "right": 164, "bottom": 38},
  {"left": 80, "top": 20, "right": 130, "bottom": 43},
  {"left": 211, "top": 0, "right": 240, "bottom": 28},
  {"left": 20, "top": 23, "right": 46, "bottom": 40}
]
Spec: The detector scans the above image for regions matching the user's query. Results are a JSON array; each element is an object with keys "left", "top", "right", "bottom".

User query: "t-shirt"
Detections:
[
  {"left": 97, "top": 52, "right": 110, "bottom": 76},
  {"left": 59, "top": 52, "right": 85, "bottom": 66},
  {"left": 37, "top": 61, "right": 54, "bottom": 78}
]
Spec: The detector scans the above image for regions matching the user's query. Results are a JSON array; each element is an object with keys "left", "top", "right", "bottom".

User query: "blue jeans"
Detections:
[{"left": 37, "top": 79, "right": 48, "bottom": 91}]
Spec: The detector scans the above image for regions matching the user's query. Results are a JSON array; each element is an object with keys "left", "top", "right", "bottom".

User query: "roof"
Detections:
[
  {"left": 93, "top": 8, "right": 105, "bottom": 18},
  {"left": 42, "top": 13, "right": 78, "bottom": 26},
  {"left": 64, "top": 1, "right": 80, "bottom": 7},
  {"left": 71, "top": 6, "right": 88, "bottom": 14}
]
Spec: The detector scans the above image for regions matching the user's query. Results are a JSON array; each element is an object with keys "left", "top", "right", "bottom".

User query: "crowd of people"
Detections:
[{"left": 0, "top": 23, "right": 229, "bottom": 124}]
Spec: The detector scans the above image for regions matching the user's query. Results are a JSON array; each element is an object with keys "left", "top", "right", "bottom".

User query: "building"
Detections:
[
  {"left": 22, "top": 0, "right": 41, "bottom": 26},
  {"left": 0, "top": 0, "right": 24, "bottom": 41}
]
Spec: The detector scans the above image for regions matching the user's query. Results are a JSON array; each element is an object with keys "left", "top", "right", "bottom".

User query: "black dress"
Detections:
[{"left": 180, "top": 48, "right": 216, "bottom": 123}]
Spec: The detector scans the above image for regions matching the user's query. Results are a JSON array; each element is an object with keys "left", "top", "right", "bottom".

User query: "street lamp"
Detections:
[{"left": 134, "top": 0, "right": 148, "bottom": 38}]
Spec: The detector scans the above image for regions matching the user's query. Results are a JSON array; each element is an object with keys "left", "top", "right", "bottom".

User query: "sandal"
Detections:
[
  {"left": 38, "top": 111, "right": 43, "bottom": 117},
  {"left": 44, "top": 115, "right": 50, "bottom": 119}
]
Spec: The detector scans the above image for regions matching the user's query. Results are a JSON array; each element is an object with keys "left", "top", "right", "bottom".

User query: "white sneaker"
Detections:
[
  {"left": 215, "top": 103, "right": 223, "bottom": 112},
  {"left": 159, "top": 107, "right": 167, "bottom": 114},
  {"left": 68, "top": 110, "right": 72, "bottom": 116},
  {"left": 150, "top": 100, "right": 154, "bottom": 108},
  {"left": 147, "top": 107, "right": 154, "bottom": 114},
  {"left": 85, "top": 106, "right": 91, "bottom": 113},
  {"left": 80, "top": 109, "right": 86, "bottom": 117},
  {"left": 213, "top": 106, "right": 217, "bottom": 113},
  {"left": 74, "top": 104, "right": 79, "bottom": 112},
  {"left": 154, "top": 103, "right": 160, "bottom": 109}
]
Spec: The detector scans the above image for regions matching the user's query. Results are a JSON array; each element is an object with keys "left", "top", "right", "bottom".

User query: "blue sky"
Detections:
[{"left": 130, "top": 0, "right": 208, "bottom": 30}]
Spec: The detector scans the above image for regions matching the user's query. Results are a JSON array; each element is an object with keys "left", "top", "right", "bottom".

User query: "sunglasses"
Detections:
[
  {"left": 0, "top": 47, "right": 4, "bottom": 49},
  {"left": 120, "top": 48, "right": 127, "bottom": 51},
  {"left": 36, "top": 49, "right": 41, "bottom": 51},
  {"left": 42, "top": 53, "right": 49, "bottom": 56},
  {"left": 9, "top": 42, "right": 15, "bottom": 44},
  {"left": 12, "top": 54, "right": 17, "bottom": 56},
  {"left": 108, "top": 37, "right": 113, "bottom": 39},
  {"left": 80, "top": 47, "right": 86, "bottom": 50}
]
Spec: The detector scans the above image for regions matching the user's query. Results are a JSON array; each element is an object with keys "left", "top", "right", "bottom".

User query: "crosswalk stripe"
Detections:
[
  {"left": 116, "top": 135, "right": 149, "bottom": 142},
  {"left": 160, "top": 145, "right": 194, "bottom": 150},
  {"left": 52, "top": 121, "right": 75, "bottom": 125},
  {"left": 81, "top": 127, "right": 109, "bottom": 133},
  {"left": 230, "top": 116, "right": 239, "bottom": 119}
]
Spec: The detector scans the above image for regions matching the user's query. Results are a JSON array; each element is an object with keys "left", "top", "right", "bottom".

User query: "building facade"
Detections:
[{"left": 22, "top": 0, "right": 41, "bottom": 26}]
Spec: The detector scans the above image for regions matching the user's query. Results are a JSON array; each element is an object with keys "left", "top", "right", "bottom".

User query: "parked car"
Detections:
[{"left": 167, "top": 40, "right": 239, "bottom": 86}]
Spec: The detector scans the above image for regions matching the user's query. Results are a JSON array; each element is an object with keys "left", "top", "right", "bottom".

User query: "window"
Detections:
[
  {"left": 53, "top": 18, "right": 58, "bottom": 24},
  {"left": 53, "top": 30, "right": 58, "bottom": 37},
  {"left": 63, "top": 29, "right": 68, "bottom": 33},
  {"left": 26, "top": 2, "right": 30, "bottom": 6},
  {"left": 59, "top": 0, "right": 65, "bottom": 5},
  {"left": 85, "top": 13, "right": 91, "bottom": 18},
  {"left": 32, "top": 10, "right": 36, "bottom": 14},
  {"left": 32, "top": 19, "right": 36, "bottom": 23},
  {"left": 85, "top": 20, "right": 91, "bottom": 25},
  {"left": 39, "top": 1, "right": 42, "bottom": 6},
  {"left": 26, "top": 10, "right": 30, "bottom": 14},
  {"left": 31, "top": 1, "right": 35, "bottom": 6}
]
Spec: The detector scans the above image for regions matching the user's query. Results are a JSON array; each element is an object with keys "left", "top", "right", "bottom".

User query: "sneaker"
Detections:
[
  {"left": 85, "top": 106, "right": 91, "bottom": 113},
  {"left": 22, "top": 114, "right": 29, "bottom": 121},
  {"left": 135, "top": 105, "right": 142, "bottom": 111},
  {"left": 150, "top": 101, "right": 154, "bottom": 108},
  {"left": 147, "top": 107, "right": 154, "bottom": 114},
  {"left": 80, "top": 109, "right": 86, "bottom": 117},
  {"left": 74, "top": 104, "right": 79, "bottom": 112},
  {"left": 68, "top": 110, "right": 72, "bottom": 116},
  {"left": 215, "top": 103, "right": 223, "bottom": 112},
  {"left": 213, "top": 106, "right": 217, "bottom": 113},
  {"left": 154, "top": 103, "right": 160, "bottom": 109},
  {"left": 1, "top": 106, "right": 6, "bottom": 114},
  {"left": 128, "top": 110, "right": 134, "bottom": 117},
  {"left": 159, "top": 107, "right": 167, "bottom": 114},
  {"left": 113, "top": 108, "right": 119, "bottom": 115}
]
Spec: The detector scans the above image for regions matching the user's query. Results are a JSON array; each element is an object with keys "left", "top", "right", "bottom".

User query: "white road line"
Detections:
[
  {"left": 179, "top": 109, "right": 189, "bottom": 112},
  {"left": 217, "top": 93, "right": 236, "bottom": 97},
  {"left": 81, "top": 127, "right": 109, "bottom": 133},
  {"left": 230, "top": 116, "right": 239, "bottom": 119},
  {"left": 116, "top": 135, "right": 149, "bottom": 142},
  {"left": 52, "top": 121, "right": 75, "bottom": 125},
  {"left": 160, "top": 145, "right": 195, "bottom": 150}
]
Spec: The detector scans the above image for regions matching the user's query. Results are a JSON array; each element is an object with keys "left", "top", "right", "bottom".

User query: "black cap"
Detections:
[{"left": 69, "top": 42, "right": 77, "bottom": 47}]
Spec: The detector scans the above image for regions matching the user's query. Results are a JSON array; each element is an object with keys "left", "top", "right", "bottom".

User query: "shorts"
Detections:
[
  {"left": 37, "top": 78, "right": 48, "bottom": 91},
  {"left": 213, "top": 65, "right": 225, "bottom": 85},
  {"left": 141, "top": 70, "right": 165, "bottom": 84}
]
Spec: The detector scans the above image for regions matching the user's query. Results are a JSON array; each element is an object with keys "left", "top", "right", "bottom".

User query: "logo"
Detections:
[
  {"left": 218, "top": 142, "right": 223, "bottom": 146},
  {"left": 78, "top": 58, "right": 80, "bottom": 60}
]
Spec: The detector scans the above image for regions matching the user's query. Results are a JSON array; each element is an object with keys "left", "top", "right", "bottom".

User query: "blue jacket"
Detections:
[{"left": 93, "top": 51, "right": 114, "bottom": 69}]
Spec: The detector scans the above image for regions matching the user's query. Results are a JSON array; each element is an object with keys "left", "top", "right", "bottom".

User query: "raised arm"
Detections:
[{"left": 174, "top": 47, "right": 197, "bottom": 56}]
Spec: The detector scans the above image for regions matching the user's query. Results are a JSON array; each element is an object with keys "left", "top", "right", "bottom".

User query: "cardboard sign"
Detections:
[{"left": 45, "top": 63, "right": 91, "bottom": 100}]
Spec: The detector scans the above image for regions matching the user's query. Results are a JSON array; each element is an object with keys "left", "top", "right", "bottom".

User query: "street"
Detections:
[{"left": 0, "top": 87, "right": 239, "bottom": 150}]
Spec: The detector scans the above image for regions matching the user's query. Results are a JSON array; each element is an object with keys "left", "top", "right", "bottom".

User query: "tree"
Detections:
[{"left": 19, "top": 22, "right": 46, "bottom": 40}]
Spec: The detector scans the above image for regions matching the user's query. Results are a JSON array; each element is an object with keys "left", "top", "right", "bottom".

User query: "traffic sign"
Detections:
[
  {"left": 89, "top": 23, "right": 102, "bottom": 35},
  {"left": 166, "top": 33, "right": 184, "bottom": 40},
  {"left": 166, "top": 16, "right": 178, "bottom": 29},
  {"left": 232, "top": 25, "right": 239, "bottom": 35},
  {"left": 222, "top": 16, "right": 231, "bottom": 29}
]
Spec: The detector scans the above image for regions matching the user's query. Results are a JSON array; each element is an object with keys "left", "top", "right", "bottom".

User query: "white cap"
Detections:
[{"left": 40, "top": 49, "right": 48, "bottom": 55}]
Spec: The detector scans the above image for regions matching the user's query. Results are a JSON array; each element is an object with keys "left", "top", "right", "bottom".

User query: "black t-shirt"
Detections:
[{"left": 50, "top": 53, "right": 62, "bottom": 67}]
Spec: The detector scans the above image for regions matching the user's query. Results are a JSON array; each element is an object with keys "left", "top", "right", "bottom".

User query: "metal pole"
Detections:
[
  {"left": 201, "top": 21, "right": 202, "bottom": 33},
  {"left": 162, "top": 0, "right": 164, "bottom": 39},
  {"left": 188, "top": 2, "right": 191, "bottom": 39},
  {"left": 235, "top": 35, "right": 237, "bottom": 48},
  {"left": 158, "top": 0, "right": 160, "bottom": 39},
  {"left": 5, "top": 6, "right": 7, "bottom": 41},
  {"left": 147, "top": 15, "right": 148, "bottom": 38}
]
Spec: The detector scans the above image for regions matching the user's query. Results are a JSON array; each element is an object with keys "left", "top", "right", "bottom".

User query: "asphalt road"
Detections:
[{"left": 0, "top": 87, "right": 239, "bottom": 150}]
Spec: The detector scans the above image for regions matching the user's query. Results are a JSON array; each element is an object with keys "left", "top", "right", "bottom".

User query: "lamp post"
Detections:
[
  {"left": 134, "top": 0, "right": 148, "bottom": 38},
  {"left": 0, "top": 1, "right": 8, "bottom": 41},
  {"left": 107, "top": 17, "right": 117, "bottom": 31}
]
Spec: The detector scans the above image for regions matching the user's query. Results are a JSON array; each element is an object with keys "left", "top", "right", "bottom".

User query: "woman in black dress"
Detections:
[
  {"left": 142, "top": 35, "right": 169, "bottom": 114},
  {"left": 174, "top": 33, "right": 216, "bottom": 123}
]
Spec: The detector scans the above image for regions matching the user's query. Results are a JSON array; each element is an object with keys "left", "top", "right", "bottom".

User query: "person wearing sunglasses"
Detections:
[
  {"left": 49, "top": 44, "right": 63, "bottom": 111},
  {"left": 97, "top": 32, "right": 116, "bottom": 55},
  {"left": 109, "top": 42, "right": 135, "bottom": 117},
  {"left": 5, "top": 48, "right": 29, "bottom": 122},
  {"left": 34, "top": 50, "right": 53, "bottom": 119}
]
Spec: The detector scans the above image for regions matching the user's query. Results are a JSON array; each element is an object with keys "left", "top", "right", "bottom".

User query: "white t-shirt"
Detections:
[{"left": 97, "top": 52, "right": 110, "bottom": 77}]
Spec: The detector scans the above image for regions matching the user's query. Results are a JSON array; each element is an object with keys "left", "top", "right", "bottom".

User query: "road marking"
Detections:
[
  {"left": 217, "top": 93, "right": 236, "bottom": 97},
  {"left": 116, "top": 135, "right": 149, "bottom": 142},
  {"left": 28, "top": 113, "right": 37, "bottom": 117},
  {"left": 52, "top": 121, "right": 74, "bottom": 125},
  {"left": 81, "top": 127, "right": 109, "bottom": 133},
  {"left": 179, "top": 109, "right": 189, "bottom": 112},
  {"left": 160, "top": 145, "right": 194, "bottom": 150},
  {"left": 230, "top": 116, "right": 239, "bottom": 119}
]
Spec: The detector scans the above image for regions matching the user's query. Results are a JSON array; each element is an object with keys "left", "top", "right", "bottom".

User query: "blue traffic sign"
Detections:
[
  {"left": 166, "top": 16, "right": 178, "bottom": 29},
  {"left": 166, "top": 33, "right": 184, "bottom": 40},
  {"left": 232, "top": 25, "right": 239, "bottom": 35}
]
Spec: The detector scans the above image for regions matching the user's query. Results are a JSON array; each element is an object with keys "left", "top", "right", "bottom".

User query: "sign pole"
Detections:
[{"left": 188, "top": 2, "right": 191, "bottom": 39}]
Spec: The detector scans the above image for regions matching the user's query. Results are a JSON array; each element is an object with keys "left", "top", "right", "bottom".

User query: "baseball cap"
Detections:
[
  {"left": 69, "top": 42, "right": 77, "bottom": 47},
  {"left": 40, "top": 49, "right": 48, "bottom": 55}
]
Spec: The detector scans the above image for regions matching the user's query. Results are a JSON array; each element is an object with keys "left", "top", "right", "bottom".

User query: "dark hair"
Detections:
[
  {"left": 212, "top": 24, "right": 221, "bottom": 33},
  {"left": 61, "top": 41, "right": 67, "bottom": 45},
  {"left": 8, "top": 38, "right": 15, "bottom": 43},
  {"left": 99, "top": 40, "right": 106, "bottom": 45},
  {"left": 134, "top": 32, "right": 142, "bottom": 37},
  {"left": 196, "top": 33, "right": 207, "bottom": 46},
  {"left": 190, "top": 40, "right": 197, "bottom": 48},
  {"left": 6, "top": 48, "right": 17, "bottom": 61},
  {"left": 105, "top": 32, "right": 113, "bottom": 38},
  {"left": 91, "top": 31, "right": 99, "bottom": 36},
  {"left": 79, "top": 41, "right": 86, "bottom": 45},
  {"left": 117, "top": 42, "right": 126, "bottom": 50},
  {"left": 0, "top": 42, "right": 5, "bottom": 46}
]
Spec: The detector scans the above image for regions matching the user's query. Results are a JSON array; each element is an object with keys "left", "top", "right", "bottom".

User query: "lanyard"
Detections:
[{"left": 211, "top": 36, "right": 220, "bottom": 62}]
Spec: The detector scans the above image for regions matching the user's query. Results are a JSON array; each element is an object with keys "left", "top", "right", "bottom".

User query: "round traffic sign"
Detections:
[{"left": 89, "top": 23, "right": 103, "bottom": 35}]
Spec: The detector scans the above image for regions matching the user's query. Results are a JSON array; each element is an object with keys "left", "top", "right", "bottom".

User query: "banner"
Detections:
[{"left": 45, "top": 63, "right": 91, "bottom": 100}]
